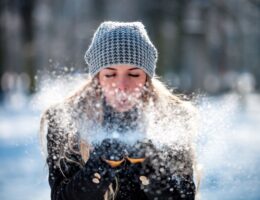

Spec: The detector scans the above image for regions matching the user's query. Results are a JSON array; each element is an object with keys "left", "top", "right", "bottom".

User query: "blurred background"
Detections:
[{"left": 0, "top": 0, "right": 259, "bottom": 200}]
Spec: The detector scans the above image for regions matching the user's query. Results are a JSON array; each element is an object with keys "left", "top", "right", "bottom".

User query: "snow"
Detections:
[
  {"left": 0, "top": 104, "right": 49, "bottom": 200},
  {"left": 196, "top": 93, "right": 260, "bottom": 200},
  {"left": 0, "top": 92, "right": 260, "bottom": 200}
]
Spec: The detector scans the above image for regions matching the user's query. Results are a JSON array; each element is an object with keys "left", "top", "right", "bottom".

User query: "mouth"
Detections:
[{"left": 118, "top": 98, "right": 131, "bottom": 106}]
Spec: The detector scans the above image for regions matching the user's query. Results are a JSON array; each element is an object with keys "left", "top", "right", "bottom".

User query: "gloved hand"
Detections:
[
  {"left": 98, "top": 138, "right": 128, "bottom": 166},
  {"left": 65, "top": 139, "right": 126, "bottom": 199},
  {"left": 84, "top": 138, "right": 127, "bottom": 188},
  {"left": 117, "top": 139, "right": 157, "bottom": 186},
  {"left": 137, "top": 144, "right": 196, "bottom": 200},
  {"left": 119, "top": 140, "right": 178, "bottom": 198}
]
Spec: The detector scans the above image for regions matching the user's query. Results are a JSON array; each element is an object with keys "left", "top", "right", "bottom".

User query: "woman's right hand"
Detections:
[{"left": 84, "top": 138, "right": 127, "bottom": 184}]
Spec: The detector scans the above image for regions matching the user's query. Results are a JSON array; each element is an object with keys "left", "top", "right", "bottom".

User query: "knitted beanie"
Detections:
[{"left": 84, "top": 21, "right": 158, "bottom": 77}]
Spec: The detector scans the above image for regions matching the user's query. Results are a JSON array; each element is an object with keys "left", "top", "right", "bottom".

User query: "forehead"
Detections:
[{"left": 101, "top": 64, "right": 142, "bottom": 71}]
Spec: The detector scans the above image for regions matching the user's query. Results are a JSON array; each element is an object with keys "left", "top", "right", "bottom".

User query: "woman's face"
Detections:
[{"left": 98, "top": 65, "right": 147, "bottom": 112}]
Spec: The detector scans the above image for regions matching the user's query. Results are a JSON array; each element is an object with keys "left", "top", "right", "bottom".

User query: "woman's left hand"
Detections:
[{"left": 117, "top": 140, "right": 157, "bottom": 185}]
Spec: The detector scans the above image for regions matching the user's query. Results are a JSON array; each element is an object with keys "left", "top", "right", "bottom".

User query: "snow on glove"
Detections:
[
  {"left": 117, "top": 139, "right": 157, "bottom": 186},
  {"left": 55, "top": 141, "right": 120, "bottom": 200},
  {"left": 141, "top": 144, "right": 196, "bottom": 200}
]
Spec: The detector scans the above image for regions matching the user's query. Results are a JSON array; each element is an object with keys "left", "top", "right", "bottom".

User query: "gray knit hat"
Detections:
[{"left": 84, "top": 21, "right": 158, "bottom": 77}]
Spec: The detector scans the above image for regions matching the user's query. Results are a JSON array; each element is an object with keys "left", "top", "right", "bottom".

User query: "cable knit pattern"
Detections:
[{"left": 84, "top": 21, "right": 158, "bottom": 77}]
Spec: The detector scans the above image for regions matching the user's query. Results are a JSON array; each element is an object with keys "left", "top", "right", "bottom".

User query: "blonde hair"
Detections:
[{"left": 40, "top": 74, "right": 200, "bottom": 200}]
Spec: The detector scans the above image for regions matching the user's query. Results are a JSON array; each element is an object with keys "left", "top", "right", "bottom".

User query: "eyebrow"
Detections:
[
  {"left": 129, "top": 67, "right": 140, "bottom": 71},
  {"left": 105, "top": 67, "right": 116, "bottom": 70},
  {"left": 105, "top": 67, "right": 141, "bottom": 71}
]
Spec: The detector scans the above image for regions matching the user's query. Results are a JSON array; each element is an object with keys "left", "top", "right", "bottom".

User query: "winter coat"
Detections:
[{"left": 45, "top": 100, "right": 196, "bottom": 200}]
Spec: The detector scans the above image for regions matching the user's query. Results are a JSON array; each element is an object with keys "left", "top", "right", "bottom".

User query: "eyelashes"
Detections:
[
  {"left": 105, "top": 74, "right": 116, "bottom": 78},
  {"left": 105, "top": 74, "right": 140, "bottom": 78},
  {"left": 129, "top": 74, "right": 140, "bottom": 77}
]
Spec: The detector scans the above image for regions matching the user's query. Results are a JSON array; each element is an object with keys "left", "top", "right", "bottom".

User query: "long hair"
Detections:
[{"left": 39, "top": 73, "right": 200, "bottom": 200}]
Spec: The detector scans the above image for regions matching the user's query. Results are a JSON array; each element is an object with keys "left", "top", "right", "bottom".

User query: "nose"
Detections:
[{"left": 116, "top": 78, "right": 128, "bottom": 92}]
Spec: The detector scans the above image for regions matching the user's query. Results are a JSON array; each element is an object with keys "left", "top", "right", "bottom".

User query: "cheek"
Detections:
[
  {"left": 129, "top": 79, "right": 146, "bottom": 94},
  {"left": 100, "top": 80, "right": 116, "bottom": 99},
  {"left": 132, "top": 86, "right": 143, "bottom": 98},
  {"left": 102, "top": 84, "right": 115, "bottom": 96}
]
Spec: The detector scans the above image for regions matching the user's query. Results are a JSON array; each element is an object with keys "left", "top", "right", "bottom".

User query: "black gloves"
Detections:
[
  {"left": 139, "top": 144, "right": 196, "bottom": 200},
  {"left": 84, "top": 138, "right": 128, "bottom": 185},
  {"left": 83, "top": 138, "right": 195, "bottom": 200},
  {"left": 120, "top": 139, "right": 157, "bottom": 184},
  {"left": 86, "top": 138, "right": 154, "bottom": 188}
]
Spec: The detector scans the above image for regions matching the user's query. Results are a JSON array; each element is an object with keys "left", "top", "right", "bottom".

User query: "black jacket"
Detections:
[{"left": 46, "top": 101, "right": 196, "bottom": 200}]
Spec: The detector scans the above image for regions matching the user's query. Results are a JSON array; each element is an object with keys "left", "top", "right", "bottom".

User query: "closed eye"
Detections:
[
  {"left": 105, "top": 74, "right": 116, "bottom": 78},
  {"left": 129, "top": 74, "right": 140, "bottom": 77}
]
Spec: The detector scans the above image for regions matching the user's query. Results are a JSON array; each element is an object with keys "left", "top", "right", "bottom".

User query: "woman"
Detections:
[{"left": 40, "top": 21, "right": 198, "bottom": 200}]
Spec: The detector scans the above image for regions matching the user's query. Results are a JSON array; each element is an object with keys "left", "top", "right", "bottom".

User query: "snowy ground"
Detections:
[
  {"left": 0, "top": 92, "right": 260, "bottom": 200},
  {"left": 0, "top": 106, "right": 49, "bottom": 200},
  {"left": 196, "top": 93, "right": 260, "bottom": 200}
]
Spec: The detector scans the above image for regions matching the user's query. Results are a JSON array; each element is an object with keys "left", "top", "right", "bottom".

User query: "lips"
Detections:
[
  {"left": 118, "top": 101, "right": 128, "bottom": 106},
  {"left": 120, "top": 99, "right": 127, "bottom": 103},
  {"left": 117, "top": 98, "right": 128, "bottom": 105}
]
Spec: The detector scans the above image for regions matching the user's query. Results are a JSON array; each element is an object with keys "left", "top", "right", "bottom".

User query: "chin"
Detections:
[
  {"left": 114, "top": 107, "right": 131, "bottom": 113},
  {"left": 113, "top": 103, "right": 134, "bottom": 113}
]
